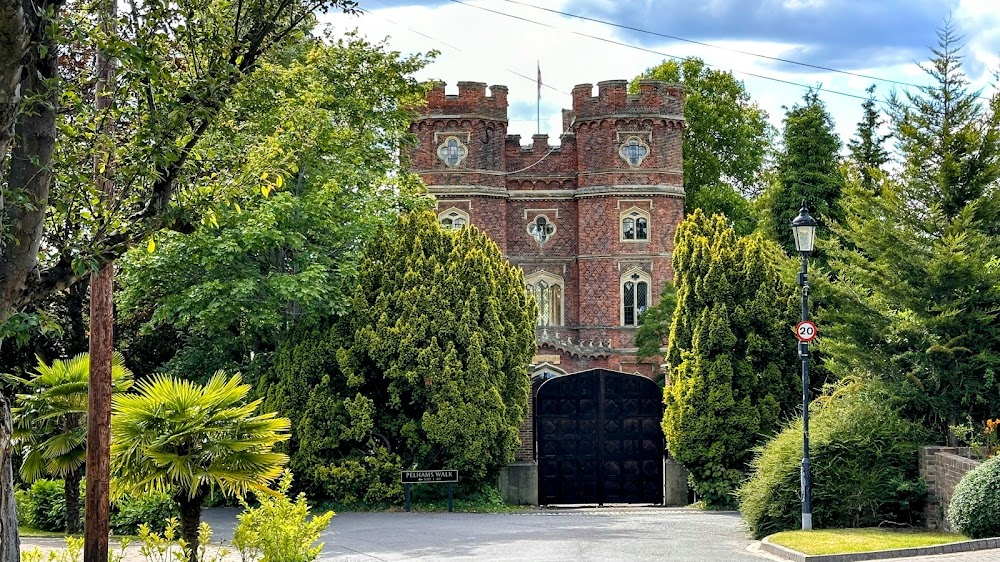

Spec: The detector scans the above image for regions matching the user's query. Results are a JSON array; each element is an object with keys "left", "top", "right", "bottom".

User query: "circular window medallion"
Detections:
[
  {"left": 437, "top": 136, "right": 469, "bottom": 168},
  {"left": 527, "top": 215, "right": 556, "bottom": 243},
  {"left": 619, "top": 136, "right": 650, "bottom": 167}
]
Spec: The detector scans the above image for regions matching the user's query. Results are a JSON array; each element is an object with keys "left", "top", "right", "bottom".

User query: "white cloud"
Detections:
[{"left": 322, "top": 0, "right": 1000, "bottom": 149}]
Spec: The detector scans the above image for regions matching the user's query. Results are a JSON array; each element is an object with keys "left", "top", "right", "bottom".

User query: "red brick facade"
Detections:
[{"left": 409, "top": 80, "right": 686, "bottom": 461}]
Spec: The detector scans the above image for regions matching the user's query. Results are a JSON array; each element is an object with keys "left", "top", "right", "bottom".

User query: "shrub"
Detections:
[
  {"left": 265, "top": 212, "right": 536, "bottom": 501},
  {"left": 947, "top": 455, "right": 1000, "bottom": 539},
  {"left": 110, "top": 490, "right": 178, "bottom": 535},
  {"left": 15, "top": 488, "right": 31, "bottom": 527},
  {"left": 233, "top": 471, "right": 334, "bottom": 562},
  {"left": 662, "top": 212, "right": 800, "bottom": 508},
  {"left": 309, "top": 448, "right": 403, "bottom": 508},
  {"left": 738, "top": 381, "right": 930, "bottom": 539},
  {"left": 26, "top": 479, "right": 66, "bottom": 532}
]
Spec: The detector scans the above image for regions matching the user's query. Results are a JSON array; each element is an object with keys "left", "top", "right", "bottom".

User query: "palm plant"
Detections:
[
  {"left": 111, "top": 372, "right": 290, "bottom": 561},
  {"left": 5, "top": 352, "right": 133, "bottom": 533}
]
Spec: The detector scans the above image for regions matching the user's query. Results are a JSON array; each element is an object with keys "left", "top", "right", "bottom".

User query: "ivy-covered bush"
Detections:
[
  {"left": 738, "top": 381, "right": 930, "bottom": 539},
  {"left": 310, "top": 449, "right": 403, "bottom": 507},
  {"left": 110, "top": 490, "right": 178, "bottom": 535},
  {"left": 947, "top": 455, "right": 1000, "bottom": 539}
]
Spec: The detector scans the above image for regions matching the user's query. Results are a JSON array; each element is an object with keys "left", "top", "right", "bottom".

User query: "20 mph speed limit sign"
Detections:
[{"left": 795, "top": 320, "right": 818, "bottom": 343}]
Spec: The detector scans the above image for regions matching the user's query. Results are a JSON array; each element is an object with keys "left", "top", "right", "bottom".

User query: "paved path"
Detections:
[{"left": 22, "top": 507, "right": 999, "bottom": 562}]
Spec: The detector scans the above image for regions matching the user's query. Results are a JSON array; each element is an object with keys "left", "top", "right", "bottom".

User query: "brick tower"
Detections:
[{"left": 410, "top": 79, "right": 683, "bottom": 430}]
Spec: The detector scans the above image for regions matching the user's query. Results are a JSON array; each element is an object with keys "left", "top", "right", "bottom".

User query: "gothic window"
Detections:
[
  {"left": 438, "top": 208, "right": 469, "bottom": 230},
  {"left": 621, "top": 269, "right": 650, "bottom": 327},
  {"left": 618, "top": 136, "right": 649, "bottom": 167},
  {"left": 436, "top": 136, "right": 469, "bottom": 168},
  {"left": 527, "top": 215, "right": 556, "bottom": 244},
  {"left": 620, "top": 208, "right": 650, "bottom": 241},
  {"left": 525, "top": 271, "right": 564, "bottom": 326}
]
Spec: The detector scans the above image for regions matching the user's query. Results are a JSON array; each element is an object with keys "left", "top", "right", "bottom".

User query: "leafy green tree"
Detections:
[
  {"left": 116, "top": 35, "right": 433, "bottom": 380},
  {"left": 662, "top": 210, "right": 799, "bottom": 508},
  {"left": 848, "top": 85, "right": 890, "bottom": 193},
  {"left": 111, "top": 373, "right": 290, "bottom": 560},
  {"left": 5, "top": 353, "right": 132, "bottom": 533},
  {"left": 2, "top": 0, "right": 360, "bottom": 546},
  {"left": 823, "top": 24, "right": 1000, "bottom": 440},
  {"left": 634, "top": 281, "right": 675, "bottom": 370},
  {"left": 765, "top": 89, "right": 844, "bottom": 255},
  {"left": 633, "top": 58, "right": 772, "bottom": 234},
  {"left": 265, "top": 212, "right": 536, "bottom": 498}
]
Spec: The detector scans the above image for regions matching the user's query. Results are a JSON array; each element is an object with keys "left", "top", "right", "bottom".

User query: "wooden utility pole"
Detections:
[{"left": 85, "top": 0, "right": 116, "bottom": 558}]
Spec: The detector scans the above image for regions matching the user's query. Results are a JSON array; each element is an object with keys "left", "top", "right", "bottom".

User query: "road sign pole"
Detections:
[
  {"left": 405, "top": 484, "right": 411, "bottom": 512},
  {"left": 799, "top": 252, "right": 812, "bottom": 531},
  {"left": 448, "top": 483, "right": 453, "bottom": 513}
]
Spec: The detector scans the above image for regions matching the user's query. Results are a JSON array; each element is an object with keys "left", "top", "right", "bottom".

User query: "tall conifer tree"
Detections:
[
  {"left": 825, "top": 23, "right": 1000, "bottom": 440},
  {"left": 662, "top": 210, "right": 799, "bottom": 508},
  {"left": 767, "top": 90, "right": 844, "bottom": 256},
  {"left": 848, "top": 85, "right": 890, "bottom": 193}
]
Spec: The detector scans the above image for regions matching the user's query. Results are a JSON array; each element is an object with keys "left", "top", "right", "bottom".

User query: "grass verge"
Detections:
[
  {"left": 768, "top": 528, "right": 966, "bottom": 555},
  {"left": 18, "top": 527, "right": 67, "bottom": 538}
]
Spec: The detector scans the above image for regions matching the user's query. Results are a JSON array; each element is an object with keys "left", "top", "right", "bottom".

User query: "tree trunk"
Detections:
[
  {"left": 65, "top": 467, "right": 82, "bottom": 534},
  {"left": 0, "top": 0, "right": 27, "bottom": 182},
  {"left": 175, "top": 489, "right": 206, "bottom": 562},
  {"left": 84, "top": 1, "right": 116, "bottom": 558},
  {"left": 0, "top": 394, "right": 20, "bottom": 562},
  {"left": 0, "top": 0, "right": 57, "bottom": 326}
]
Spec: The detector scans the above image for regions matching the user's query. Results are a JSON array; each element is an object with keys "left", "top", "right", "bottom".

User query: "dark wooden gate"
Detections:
[{"left": 536, "top": 368, "right": 664, "bottom": 505}]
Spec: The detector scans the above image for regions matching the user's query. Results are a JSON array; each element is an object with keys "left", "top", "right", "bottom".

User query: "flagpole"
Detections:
[{"left": 536, "top": 60, "right": 541, "bottom": 135}]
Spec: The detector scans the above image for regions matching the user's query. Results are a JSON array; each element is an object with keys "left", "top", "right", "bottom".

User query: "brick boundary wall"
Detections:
[{"left": 919, "top": 446, "right": 981, "bottom": 530}]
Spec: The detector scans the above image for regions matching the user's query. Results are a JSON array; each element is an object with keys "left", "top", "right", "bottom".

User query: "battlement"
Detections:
[
  {"left": 571, "top": 79, "right": 684, "bottom": 119},
  {"left": 505, "top": 134, "right": 565, "bottom": 155},
  {"left": 424, "top": 82, "right": 509, "bottom": 120}
]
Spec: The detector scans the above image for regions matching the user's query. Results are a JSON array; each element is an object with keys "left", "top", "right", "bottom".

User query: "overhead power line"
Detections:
[
  {"left": 501, "top": 0, "right": 929, "bottom": 91},
  {"left": 445, "top": 0, "right": 872, "bottom": 102},
  {"left": 364, "top": 0, "right": 572, "bottom": 97}
]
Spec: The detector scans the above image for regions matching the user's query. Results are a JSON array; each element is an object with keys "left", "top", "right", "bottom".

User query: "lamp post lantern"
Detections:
[{"left": 791, "top": 203, "right": 817, "bottom": 531}]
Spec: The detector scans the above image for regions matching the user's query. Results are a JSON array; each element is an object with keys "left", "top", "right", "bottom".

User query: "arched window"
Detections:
[
  {"left": 621, "top": 269, "right": 651, "bottom": 327},
  {"left": 438, "top": 208, "right": 469, "bottom": 230},
  {"left": 531, "top": 364, "right": 567, "bottom": 382},
  {"left": 525, "top": 271, "right": 564, "bottom": 327},
  {"left": 621, "top": 207, "right": 650, "bottom": 241}
]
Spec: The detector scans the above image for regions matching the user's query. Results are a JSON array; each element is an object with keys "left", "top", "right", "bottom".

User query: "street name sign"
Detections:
[{"left": 401, "top": 469, "right": 459, "bottom": 484}]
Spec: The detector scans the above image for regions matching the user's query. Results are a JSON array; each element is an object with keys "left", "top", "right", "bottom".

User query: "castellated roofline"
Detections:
[
  {"left": 571, "top": 79, "right": 684, "bottom": 119},
  {"left": 422, "top": 79, "right": 683, "bottom": 121},
  {"left": 425, "top": 81, "right": 508, "bottom": 119}
]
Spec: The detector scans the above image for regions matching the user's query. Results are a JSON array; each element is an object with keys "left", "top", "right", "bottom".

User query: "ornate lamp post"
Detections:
[{"left": 791, "top": 203, "right": 817, "bottom": 531}]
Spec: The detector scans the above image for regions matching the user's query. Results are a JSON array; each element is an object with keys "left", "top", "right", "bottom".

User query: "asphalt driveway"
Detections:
[{"left": 203, "top": 506, "right": 763, "bottom": 561}]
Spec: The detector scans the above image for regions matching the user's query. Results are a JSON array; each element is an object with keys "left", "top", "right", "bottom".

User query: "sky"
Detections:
[{"left": 320, "top": 0, "right": 1000, "bottom": 150}]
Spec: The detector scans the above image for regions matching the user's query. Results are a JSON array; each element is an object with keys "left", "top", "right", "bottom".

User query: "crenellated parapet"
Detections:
[
  {"left": 423, "top": 81, "right": 509, "bottom": 120},
  {"left": 569, "top": 80, "right": 684, "bottom": 121}
]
